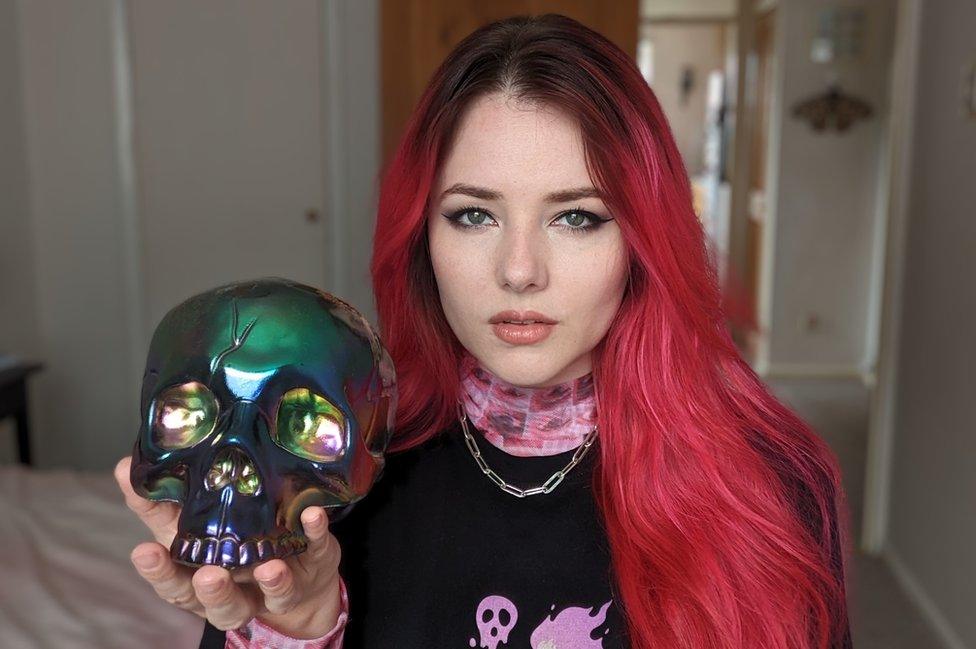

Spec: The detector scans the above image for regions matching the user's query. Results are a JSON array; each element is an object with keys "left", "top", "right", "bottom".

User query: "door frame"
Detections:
[{"left": 860, "top": 0, "right": 922, "bottom": 554}]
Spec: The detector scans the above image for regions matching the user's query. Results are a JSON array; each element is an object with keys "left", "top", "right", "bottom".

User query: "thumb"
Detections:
[
  {"left": 298, "top": 506, "right": 341, "bottom": 579},
  {"left": 114, "top": 455, "right": 180, "bottom": 547}
]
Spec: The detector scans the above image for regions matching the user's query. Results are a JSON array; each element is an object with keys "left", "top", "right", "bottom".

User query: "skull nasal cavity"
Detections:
[{"left": 205, "top": 447, "right": 262, "bottom": 496}]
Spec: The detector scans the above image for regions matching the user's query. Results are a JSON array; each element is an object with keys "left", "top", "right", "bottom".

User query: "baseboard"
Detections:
[
  {"left": 759, "top": 362, "right": 874, "bottom": 385},
  {"left": 882, "top": 546, "right": 969, "bottom": 649}
]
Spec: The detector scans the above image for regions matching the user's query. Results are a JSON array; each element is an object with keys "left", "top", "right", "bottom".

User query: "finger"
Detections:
[
  {"left": 114, "top": 456, "right": 180, "bottom": 546},
  {"left": 253, "top": 559, "right": 302, "bottom": 615},
  {"left": 299, "top": 506, "right": 340, "bottom": 576},
  {"left": 193, "top": 565, "right": 259, "bottom": 631},
  {"left": 131, "top": 542, "right": 204, "bottom": 617}
]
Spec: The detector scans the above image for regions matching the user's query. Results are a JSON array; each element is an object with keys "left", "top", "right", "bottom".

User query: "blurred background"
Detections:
[{"left": 0, "top": 1, "right": 972, "bottom": 647}]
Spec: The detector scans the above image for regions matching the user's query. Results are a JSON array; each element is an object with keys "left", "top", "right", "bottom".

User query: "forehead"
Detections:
[{"left": 435, "top": 93, "right": 593, "bottom": 193}]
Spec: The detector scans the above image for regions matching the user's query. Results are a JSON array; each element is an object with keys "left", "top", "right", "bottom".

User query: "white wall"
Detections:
[
  {"left": 16, "top": 0, "right": 135, "bottom": 471},
  {"left": 0, "top": 0, "right": 38, "bottom": 463},
  {"left": 0, "top": 0, "right": 380, "bottom": 471},
  {"left": 884, "top": 0, "right": 976, "bottom": 646},
  {"left": 761, "top": 0, "right": 894, "bottom": 377},
  {"left": 327, "top": 0, "right": 382, "bottom": 323},
  {"left": 0, "top": 0, "right": 37, "bottom": 357},
  {"left": 644, "top": 22, "right": 727, "bottom": 176},
  {"left": 641, "top": 0, "right": 735, "bottom": 20}
]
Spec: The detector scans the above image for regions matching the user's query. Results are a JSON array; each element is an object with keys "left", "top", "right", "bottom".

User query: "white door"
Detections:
[{"left": 129, "top": 1, "right": 328, "bottom": 327}]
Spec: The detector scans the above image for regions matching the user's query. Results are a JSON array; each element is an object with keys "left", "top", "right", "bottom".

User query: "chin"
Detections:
[{"left": 479, "top": 347, "right": 572, "bottom": 388}]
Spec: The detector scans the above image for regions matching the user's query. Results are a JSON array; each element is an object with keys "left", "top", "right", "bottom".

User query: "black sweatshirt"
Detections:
[
  {"left": 201, "top": 418, "right": 852, "bottom": 648},
  {"left": 202, "top": 418, "right": 626, "bottom": 647}
]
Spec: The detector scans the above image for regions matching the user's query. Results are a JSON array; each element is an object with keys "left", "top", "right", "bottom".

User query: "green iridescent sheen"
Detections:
[
  {"left": 145, "top": 282, "right": 379, "bottom": 409},
  {"left": 144, "top": 475, "right": 187, "bottom": 501},
  {"left": 236, "top": 472, "right": 261, "bottom": 496},
  {"left": 131, "top": 278, "right": 397, "bottom": 570},
  {"left": 275, "top": 387, "right": 346, "bottom": 462},
  {"left": 152, "top": 382, "right": 218, "bottom": 449}
]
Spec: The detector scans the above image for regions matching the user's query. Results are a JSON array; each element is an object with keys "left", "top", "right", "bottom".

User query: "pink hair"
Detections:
[{"left": 370, "top": 14, "right": 851, "bottom": 648}]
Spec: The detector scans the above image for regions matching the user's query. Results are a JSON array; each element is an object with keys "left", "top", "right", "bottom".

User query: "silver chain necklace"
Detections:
[{"left": 456, "top": 400, "right": 598, "bottom": 498}]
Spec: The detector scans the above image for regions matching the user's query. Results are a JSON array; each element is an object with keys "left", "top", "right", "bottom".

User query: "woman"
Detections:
[{"left": 117, "top": 14, "right": 852, "bottom": 648}]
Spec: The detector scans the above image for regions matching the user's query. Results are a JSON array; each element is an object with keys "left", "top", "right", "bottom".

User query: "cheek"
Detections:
[
  {"left": 427, "top": 221, "right": 485, "bottom": 324},
  {"left": 559, "top": 239, "right": 628, "bottom": 328}
]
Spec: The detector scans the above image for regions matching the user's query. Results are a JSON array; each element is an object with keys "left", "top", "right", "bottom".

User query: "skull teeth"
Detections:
[{"left": 171, "top": 532, "right": 308, "bottom": 568}]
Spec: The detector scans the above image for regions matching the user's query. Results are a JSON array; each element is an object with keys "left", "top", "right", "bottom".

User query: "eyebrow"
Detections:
[{"left": 439, "top": 183, "right": 603, "bottom": 204}]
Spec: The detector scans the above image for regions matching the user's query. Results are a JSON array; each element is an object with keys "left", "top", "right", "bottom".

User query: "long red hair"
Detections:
[{"left": 370, "top": 14, "right": 850, "bottom": 649}]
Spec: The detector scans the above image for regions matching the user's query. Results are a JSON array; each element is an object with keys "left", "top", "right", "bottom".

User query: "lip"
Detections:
[
  {"left": 491, "top": 321, "right": 555, "bottom": 345},
  {"left": 488, "top": 310, "right": 558, "bottom": 325}
]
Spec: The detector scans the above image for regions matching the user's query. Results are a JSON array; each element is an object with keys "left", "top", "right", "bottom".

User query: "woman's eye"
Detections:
[
  {"left": 554, "top": 209, "right": 606, "bottom": 232},
  {"left": 442, "top": 206, "right": 608, "bottom": 232},
  {"left": 443, "top": 207, "right": 496, "bottom": 228},
  {"left": 463, "top": 210, "right": 491, "bottom": 225}
]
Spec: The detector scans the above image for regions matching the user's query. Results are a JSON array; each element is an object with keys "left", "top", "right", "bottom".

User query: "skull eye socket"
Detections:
[
  {"left": 274, "top": 388, "right": 346, "bottom": 462},
  {"left": 151, "top": 382, "right": 218, "bottom": 449}
]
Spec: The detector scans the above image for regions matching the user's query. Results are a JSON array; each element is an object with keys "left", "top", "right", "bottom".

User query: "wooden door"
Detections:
[{"left": 381, "top": 0, "right": 639, "bottom": 164}]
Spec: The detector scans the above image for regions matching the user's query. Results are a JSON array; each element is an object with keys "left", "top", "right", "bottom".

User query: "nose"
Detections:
[
  {"left": 205, "top": 446, "right": 261, "bottom": 496},
  {"left": 496, "top": 221, "right": 548, "bottom": 292}
]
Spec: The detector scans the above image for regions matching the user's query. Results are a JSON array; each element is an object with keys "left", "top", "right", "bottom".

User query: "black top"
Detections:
[
  {"left": 200, "top": 420, "right": 852, "bottom": 648},
  {"left": 202, "top": 419, "right": 628, "bottom": 647},
  {"left": 334, "top": 418, "right": 626, "bottom": 648}
]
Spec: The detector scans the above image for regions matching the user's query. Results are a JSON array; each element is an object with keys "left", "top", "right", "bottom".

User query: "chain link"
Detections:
[{"left": 457, "top": 401, "right": 598, "bottom": 498}]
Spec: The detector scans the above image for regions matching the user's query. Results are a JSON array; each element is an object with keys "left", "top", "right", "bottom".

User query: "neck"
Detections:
[{"left": 457, "top": 351, "right": 597, "bottom": 457}]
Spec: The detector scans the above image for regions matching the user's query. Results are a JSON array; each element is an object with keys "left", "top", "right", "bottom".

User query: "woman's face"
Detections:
[{"left": 427, "top": 93, "right": 629, "bottom": 388}]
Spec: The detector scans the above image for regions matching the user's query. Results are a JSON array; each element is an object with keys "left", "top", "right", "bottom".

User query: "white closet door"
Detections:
[{"left": 129, "top": 1, "right": 328, "bottom": 326}]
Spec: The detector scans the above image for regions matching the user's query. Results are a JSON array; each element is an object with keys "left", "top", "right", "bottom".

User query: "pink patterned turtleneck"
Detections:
[{"left": 458, "top": 350, "right": 598, "bottom": 457}]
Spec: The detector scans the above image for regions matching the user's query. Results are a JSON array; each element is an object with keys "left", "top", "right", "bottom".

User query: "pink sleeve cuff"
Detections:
[{"left": 225, "top": 575, "right": 349, "bottom": 649}]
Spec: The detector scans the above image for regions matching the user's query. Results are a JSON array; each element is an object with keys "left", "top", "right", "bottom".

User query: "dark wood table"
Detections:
[{"left": 0, "top": 360, "right": 43, "bottom": 466}]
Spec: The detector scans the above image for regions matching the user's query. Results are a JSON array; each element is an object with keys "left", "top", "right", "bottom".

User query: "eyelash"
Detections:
[{"left": 441, "top": 204, "right": 609, "bottom": 234}]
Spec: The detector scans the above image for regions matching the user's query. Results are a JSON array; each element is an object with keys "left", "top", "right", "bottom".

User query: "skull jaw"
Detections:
[
  {"left": 169, "top": 496, "right": 357, "bottom": 569},
  {"left": 170, "top": 529, "right": 308, "bottom": 569},
  {"left": 169, "top": 483, "right": 354, "bottom": 569},
  {"left": 170, "top": 479, "right": 299, "bottom": 569}
]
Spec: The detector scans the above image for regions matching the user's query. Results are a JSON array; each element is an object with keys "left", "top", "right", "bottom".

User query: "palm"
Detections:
[{"left": 115, "top": 455, "right": 342, "bottom": 636}]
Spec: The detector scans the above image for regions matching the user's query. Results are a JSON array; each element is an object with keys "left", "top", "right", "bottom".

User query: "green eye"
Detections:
[
  {"left": 274, "top": 388, "right": 346, "bottom": 462},
  {"left": 152, "top": 382, "right": 218, "bottom": 449}
]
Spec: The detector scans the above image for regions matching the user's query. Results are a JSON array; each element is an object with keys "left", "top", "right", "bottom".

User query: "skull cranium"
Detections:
[{"left": 129, "top": 277, "right": 396, "bottom": 569}]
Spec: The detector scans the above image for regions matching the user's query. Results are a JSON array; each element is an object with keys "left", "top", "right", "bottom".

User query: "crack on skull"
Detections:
[
  {"left": 132, "top": 279, "right": 396, "bottom": 570},
  {"left": 209, "top": 300, "right": 258, "bottom": 374}
]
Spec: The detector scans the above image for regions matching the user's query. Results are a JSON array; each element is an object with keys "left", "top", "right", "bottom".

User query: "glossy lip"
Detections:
[
  {"left": 489, "top": 309, "right": 558, "bottom": 324},
  {"left": 491, "top": 321, "right": 554, "bottom": 345}
]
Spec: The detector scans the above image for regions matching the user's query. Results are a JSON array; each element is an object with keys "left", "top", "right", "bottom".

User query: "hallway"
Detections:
[{"left": 768, "top": 377, "right": 945, "bottom": 649}]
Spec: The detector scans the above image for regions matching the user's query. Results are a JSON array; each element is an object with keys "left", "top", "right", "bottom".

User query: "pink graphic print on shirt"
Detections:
[
  {"left": 469, "top": 595, "right": 613, "bottom": 649},
  {"left": 530, "top": 600, "right": 613, "bottom": 649},
  {"left": 473, "top": 595, "right": 519, "bottom": 649}
]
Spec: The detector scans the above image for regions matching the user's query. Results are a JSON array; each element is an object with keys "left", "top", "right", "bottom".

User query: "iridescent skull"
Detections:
[{"left": 129, "top": 277, "right": 395, "bottom": 569}]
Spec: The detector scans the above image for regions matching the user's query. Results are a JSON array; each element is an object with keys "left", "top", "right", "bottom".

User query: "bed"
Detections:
[{"left": 0, "top": 463, "right": 205, "bottom": 648}]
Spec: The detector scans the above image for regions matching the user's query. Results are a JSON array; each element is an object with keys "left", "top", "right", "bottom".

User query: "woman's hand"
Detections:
[{"left": 114, "top": 456, "right": 343, "bottom": 639}]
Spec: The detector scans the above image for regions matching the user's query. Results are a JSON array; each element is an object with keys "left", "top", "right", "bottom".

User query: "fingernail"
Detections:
[
  {"left": 134, "top": 553, "right": 159, "bottom": 570},
  {"left": 305, "top": 510, "right": 323, "bottom": 528}
]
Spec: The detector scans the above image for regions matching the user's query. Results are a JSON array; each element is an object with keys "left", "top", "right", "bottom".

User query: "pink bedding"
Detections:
[{"left": 0, "top": 464, "right": 204, "bottom": 648}]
